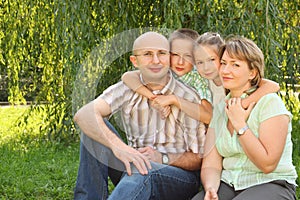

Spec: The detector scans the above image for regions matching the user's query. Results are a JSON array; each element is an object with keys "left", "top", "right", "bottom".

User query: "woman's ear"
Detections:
[
  {"left": 249, "top": 68, "right": 257, "bottom": 80},
  {"left": 130, "top": 55, "right": 138, "bottom": 68}
]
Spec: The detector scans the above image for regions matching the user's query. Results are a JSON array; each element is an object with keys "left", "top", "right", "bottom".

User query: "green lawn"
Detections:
[
  {"left": 0, "top": 105, "right": 299, "bottom": 199},
  {"left": 0, "top": 106, "right": 79, "bottom": 199}
]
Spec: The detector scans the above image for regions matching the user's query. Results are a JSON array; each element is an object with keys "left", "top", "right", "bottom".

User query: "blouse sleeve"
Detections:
[{"left": 256, "top": 93, "right": 292, "bottom": 123}]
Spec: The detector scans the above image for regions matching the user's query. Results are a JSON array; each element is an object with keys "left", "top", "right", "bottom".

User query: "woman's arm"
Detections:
[
  {"left": 122, "top": 70, "right": 156, "bottom": 100},
  {"left": 201, "top": 129, "right": 223, "bottom": 194},
  {"left": 227, "top": 98, "right": 289, "bottom": 173},
  {"left": 242, "top": 78, "right": 279, "bottom": 108},
  {"left": 236, "top": 115, "right": 289, "bottom": 173}
]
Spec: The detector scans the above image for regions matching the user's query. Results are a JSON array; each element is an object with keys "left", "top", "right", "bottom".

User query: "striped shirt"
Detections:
[
  {"left": 100, "top": 72, "right": 206, "bottom": 154},
  {"left": 210, "top": 93, "right": 297, "bottom": 190}
]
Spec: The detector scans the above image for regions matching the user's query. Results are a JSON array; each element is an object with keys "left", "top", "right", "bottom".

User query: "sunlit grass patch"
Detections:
[{"left": 0, "top": 106, "right": 79, "bottom": 199}]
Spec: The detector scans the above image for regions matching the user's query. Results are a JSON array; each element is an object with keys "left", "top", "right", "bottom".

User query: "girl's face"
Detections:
[
  {"left": 219, "top": 50, "right": 256, "bottom": 96},
  {"left": 170, "top": 39, "right": 194, "bottom": 77},
  {"left": 194, "top": 45, "right": 220, "bottom": 82}
]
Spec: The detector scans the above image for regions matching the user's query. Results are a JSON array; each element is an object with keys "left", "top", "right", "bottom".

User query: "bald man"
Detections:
[{"left": 73, "top": 32, "right": 206, "bottom": 200}]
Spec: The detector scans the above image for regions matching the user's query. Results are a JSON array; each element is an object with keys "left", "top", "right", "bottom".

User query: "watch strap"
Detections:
[{"left": 238, "top": 125, "right": 249, "bottom": 136}]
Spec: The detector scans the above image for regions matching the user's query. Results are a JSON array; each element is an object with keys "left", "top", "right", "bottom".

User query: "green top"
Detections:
[
  {"left": 210, "top": 93, "right": 297, "bottom": 190},
  {"left": 175, "top": 69, "right": 212, "bottom": 103}
]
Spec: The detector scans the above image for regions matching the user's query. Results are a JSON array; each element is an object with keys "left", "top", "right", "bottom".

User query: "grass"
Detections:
[
  {"left": 0, "top": 101, "right": 299, "bottom": 199},
  {"left": 0, "top": 106, "right": 79, "bottom": 199}
]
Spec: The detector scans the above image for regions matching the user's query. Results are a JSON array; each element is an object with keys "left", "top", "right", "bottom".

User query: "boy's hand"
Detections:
[
  {"left": 150, "top": 97, "right": 171, "bottom": 119},
  {"left": 159, "top": 106, "right": 171, "bottom": 119}
]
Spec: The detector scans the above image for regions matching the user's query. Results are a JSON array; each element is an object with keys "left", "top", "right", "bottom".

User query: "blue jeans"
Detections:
[{"left": 74, "top": 120, "right": 200, "bottom": 200}]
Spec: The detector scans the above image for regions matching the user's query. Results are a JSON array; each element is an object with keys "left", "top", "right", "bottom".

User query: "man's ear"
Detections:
[{"left": 130, "top": 55, "right": 138, "bottom": 68}]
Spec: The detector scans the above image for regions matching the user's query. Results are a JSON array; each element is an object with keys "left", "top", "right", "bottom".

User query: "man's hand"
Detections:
[
  {"left": 138, "top": 146, "right": 162, "bottom": 163},
  {"left": 111, "top": 144, "right": 152, "bottom": 176}
]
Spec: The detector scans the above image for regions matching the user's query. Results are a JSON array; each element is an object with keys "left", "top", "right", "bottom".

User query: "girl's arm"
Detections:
[
  {"left": 121, "top": 70, "right": 156, "bottom": 100},
  {"left": 154, "top": 95, "right": 213, "bottom": 124},
  {"left": 242, "top": 78, "right": 279, "bottom": 108}
]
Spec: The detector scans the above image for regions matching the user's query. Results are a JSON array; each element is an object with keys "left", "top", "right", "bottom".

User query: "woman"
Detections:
[{"left": 192, "top": 36, "right": 297, "bottom": 200}]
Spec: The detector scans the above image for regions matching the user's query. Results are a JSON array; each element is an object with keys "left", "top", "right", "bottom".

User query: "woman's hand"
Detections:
[
  {"left": 204, "top": 188, "right": 218, "bottom": 200},
  {"left": 225, "top": 97, "right": 255, "bottom": 130}
]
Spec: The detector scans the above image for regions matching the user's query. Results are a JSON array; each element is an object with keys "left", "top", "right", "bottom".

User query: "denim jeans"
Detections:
[{"left": 74, "top": 120, "right": 200, "bottom": 200}]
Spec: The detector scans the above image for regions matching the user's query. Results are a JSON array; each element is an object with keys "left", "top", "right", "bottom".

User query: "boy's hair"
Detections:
[
  {"left": 169, "top": 28, "right": 199, "bottom": 42},
  {"left": 196, "top": 32, "right": 225, "bottom": 54}
]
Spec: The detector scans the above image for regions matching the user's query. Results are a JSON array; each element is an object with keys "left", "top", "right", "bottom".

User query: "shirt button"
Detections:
[{"left": 156, "top": 130, "right": 159, "bottom": 133}]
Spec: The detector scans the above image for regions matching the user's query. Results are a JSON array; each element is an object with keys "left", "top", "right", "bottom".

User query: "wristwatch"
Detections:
[
  {"left": 161, "top": 153, "right": 169, "bottom": 165},
  {"left": 237, "top": 125, "right": 249, "bottom": 136}
]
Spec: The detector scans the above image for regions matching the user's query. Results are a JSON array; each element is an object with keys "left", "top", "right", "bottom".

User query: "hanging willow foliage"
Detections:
[{"left": 0, "top": 0, "right": 299, "bottom": 141}]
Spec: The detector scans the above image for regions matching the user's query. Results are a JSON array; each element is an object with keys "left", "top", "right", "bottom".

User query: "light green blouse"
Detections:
[{"left": 210, "top": 93, "right": 297, "bottom": 190}]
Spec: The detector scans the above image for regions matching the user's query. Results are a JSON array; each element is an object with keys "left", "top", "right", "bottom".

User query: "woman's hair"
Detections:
[
  {"left": 219, "top": 36, "right": 264, "bottom": 91},
  {"left": 196, "top": 32, "right": 225, "bottom": 54}
]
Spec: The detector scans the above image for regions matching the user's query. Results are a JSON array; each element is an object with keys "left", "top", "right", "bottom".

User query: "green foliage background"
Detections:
[
  {"left": 1, "top": 0, "right": 299, "bottom": 191},
  {"left": 1, "top": 0, "right": 299, "bottom": 138}
]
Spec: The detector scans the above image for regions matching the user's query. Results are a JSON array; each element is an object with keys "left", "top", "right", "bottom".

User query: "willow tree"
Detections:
[{"left": 1, "top": 0, "right": 299, "bottom": 141}]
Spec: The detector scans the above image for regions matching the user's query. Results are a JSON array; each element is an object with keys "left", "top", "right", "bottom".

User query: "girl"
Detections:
[{"left": 194, "top": 32, "right": 280, "bottom": 107}]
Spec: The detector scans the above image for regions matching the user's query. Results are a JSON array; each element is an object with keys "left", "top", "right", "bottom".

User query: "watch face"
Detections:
[
  {"left": 163, "top": 154, "right": 169, "bottom": 164},
  {"left": 238, "top": 125, "right": 249, "bottom": 135}
]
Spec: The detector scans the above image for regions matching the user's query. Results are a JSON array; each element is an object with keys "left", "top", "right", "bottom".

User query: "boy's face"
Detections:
[
  {"left": 194, "top": 45, "right": 220, "bottom": 81},
  {"left": 170, "top": 39, "right": 194, "bottom": 77}
]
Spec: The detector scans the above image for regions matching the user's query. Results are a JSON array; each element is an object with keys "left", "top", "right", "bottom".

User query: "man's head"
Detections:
[{"left": 130, "top": 32, "right": 170, "bottom": 87}]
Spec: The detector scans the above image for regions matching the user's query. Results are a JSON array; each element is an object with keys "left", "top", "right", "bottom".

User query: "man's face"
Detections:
[{"left": 131, "top": 48, "right": 170, "bottom": 84}]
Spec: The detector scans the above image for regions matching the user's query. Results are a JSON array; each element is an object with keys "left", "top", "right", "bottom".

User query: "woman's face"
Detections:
[
  {"left": 219, "top": 50, "right": 256, "bottom": 96},
  {"left": 194, "top": 45, "right": 220, "bottom": 81},
  {"left": 170, "top": 39, "right": 194, "bottom": 77}
]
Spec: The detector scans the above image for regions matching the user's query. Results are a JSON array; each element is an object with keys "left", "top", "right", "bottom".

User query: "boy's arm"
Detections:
[
  {"left": 242, "top": 78, "right": 280, "bottom": 108},
  {"left": 154, "top": 95, "right": 212, "bottom": 124},
  {"left": 121, "top": 70, "right": 156, "bottom": 100}
]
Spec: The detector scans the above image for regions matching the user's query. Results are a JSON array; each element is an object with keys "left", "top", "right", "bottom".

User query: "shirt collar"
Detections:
[{"left": 139, "top": 70, "right": 175, "bottom": 95}]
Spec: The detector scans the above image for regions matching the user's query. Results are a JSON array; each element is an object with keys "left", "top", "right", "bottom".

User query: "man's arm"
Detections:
[
  {"left": 138, "top": 147, "right": 202, "bottom": 170},
  {"left": 73, "top": 97, "right": 151, "bottom": 175},
  {"left": 169, "top": 151, "right": 202, "bottom": 170}
]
